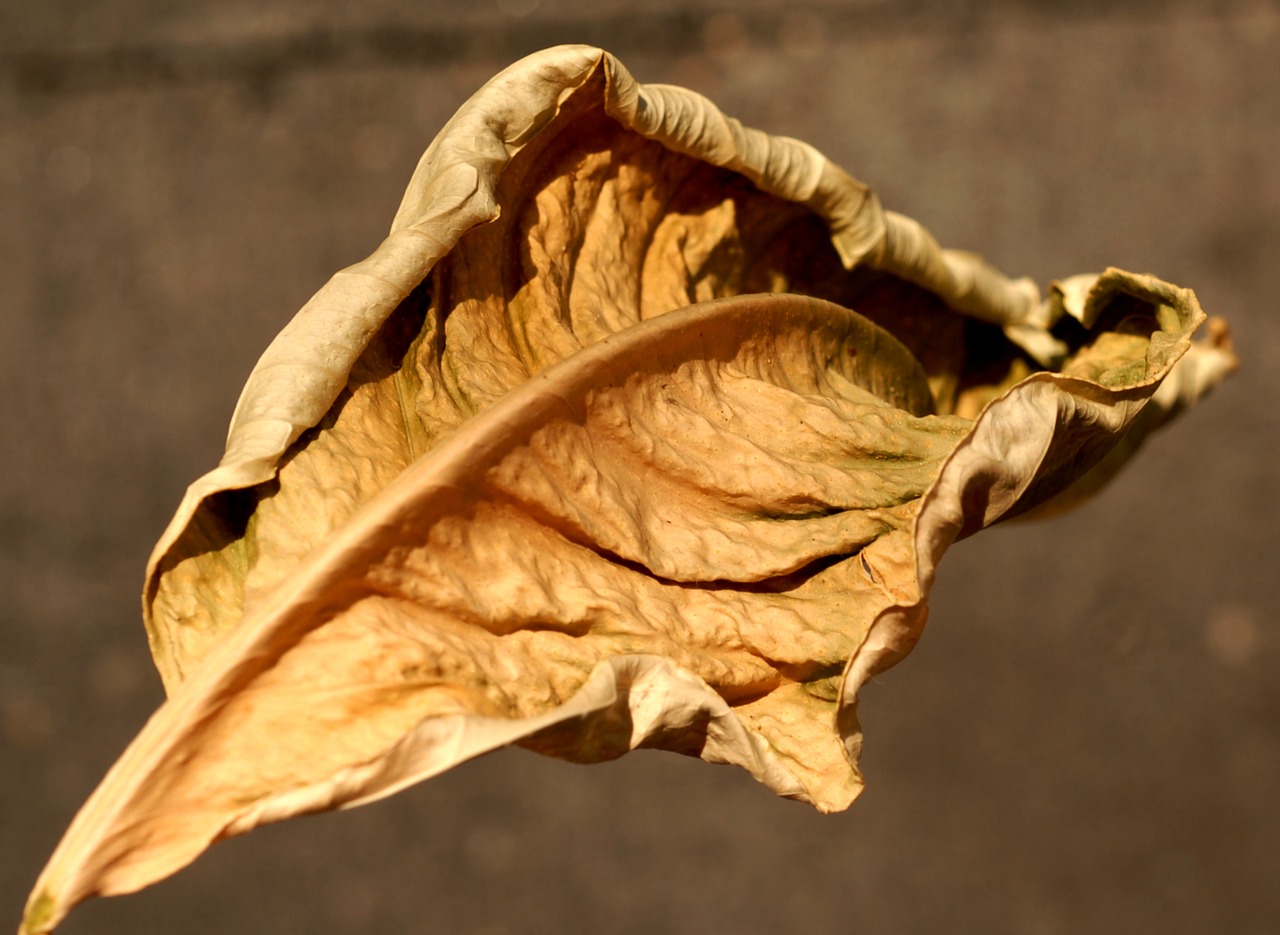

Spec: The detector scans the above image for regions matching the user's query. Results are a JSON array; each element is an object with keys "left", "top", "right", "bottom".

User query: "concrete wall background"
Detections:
[{"left": 3, "top": 2, "right": 1278, "bottom": 932}]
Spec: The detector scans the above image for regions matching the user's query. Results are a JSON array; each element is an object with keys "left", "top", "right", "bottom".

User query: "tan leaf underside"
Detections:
[
  {"left": 23, "top": 44, "right": 1238, "bottom": 935},
  {"left": 28, "top": 295, "right": 971, "bottom": 929}
]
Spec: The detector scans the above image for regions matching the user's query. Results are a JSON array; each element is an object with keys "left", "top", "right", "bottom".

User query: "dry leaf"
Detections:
[{"left": 21, "top": 45, "right": 1236, "bottom": 935}]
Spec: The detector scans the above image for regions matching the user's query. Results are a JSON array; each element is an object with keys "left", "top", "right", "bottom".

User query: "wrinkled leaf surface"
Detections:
[{"left": 22, "top": 44, "right": 1236, "bottom": 935}]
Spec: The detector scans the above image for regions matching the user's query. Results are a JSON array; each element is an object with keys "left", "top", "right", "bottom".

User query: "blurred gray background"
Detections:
[{"left": 3, "top": 1, "right": 1278, "bottom": 932}]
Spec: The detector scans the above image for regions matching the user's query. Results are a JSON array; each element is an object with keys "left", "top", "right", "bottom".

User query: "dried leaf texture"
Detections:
[{"left": 23, "top": 45, "right": 1236, "bottom": 935}]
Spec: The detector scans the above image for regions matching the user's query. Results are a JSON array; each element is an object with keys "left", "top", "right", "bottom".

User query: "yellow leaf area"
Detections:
[
  {"left": 24, "top": 50, "right": 1235, "bottom": 935},
  {"left": 156, "top": 285, "right": 962, "bottom": 805}
]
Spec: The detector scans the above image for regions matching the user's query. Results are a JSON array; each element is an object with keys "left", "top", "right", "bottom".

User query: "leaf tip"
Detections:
[{"left": 19, "top": 888, "right": 57, "bottom": 935}]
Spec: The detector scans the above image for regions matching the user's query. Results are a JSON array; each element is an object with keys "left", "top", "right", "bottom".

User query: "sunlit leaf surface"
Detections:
[{"left": 21, "top": 45, "right": 1235, "bottom": 935}]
